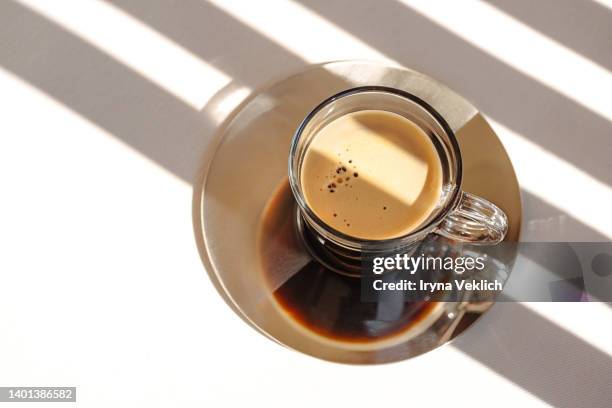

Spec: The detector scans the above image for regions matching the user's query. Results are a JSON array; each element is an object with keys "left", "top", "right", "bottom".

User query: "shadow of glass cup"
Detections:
[
  {"left": 289, "top": 86, "right": 508, "bottom": 275},
  {"left": 194, "top": 62, "right": 521, "bottom": 363}
]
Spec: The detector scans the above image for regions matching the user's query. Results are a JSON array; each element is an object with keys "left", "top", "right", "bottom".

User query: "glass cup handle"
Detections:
[{"left": 436, "top": 191, "right": 508, "bottom": 244}]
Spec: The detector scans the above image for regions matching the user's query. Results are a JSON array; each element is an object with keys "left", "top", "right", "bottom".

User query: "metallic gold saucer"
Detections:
[{"left": 193, "top": 61, "right": 521, "bottom": 364}]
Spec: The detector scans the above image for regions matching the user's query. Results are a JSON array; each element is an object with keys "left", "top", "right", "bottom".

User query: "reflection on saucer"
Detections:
[
  {"left": 258, "top": 180, "right": 437, "bottom": 345},
  {"left": 196, "top": 61, "right": 522, "bottom": 363}
]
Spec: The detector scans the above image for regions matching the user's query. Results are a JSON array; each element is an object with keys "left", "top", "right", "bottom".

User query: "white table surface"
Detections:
[{"left": 1, "top": 1, "right": 611, "bottom": 407}]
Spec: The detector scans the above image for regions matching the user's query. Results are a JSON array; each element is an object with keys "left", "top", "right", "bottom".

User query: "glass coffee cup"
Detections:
[{"left": 288, "top": 86, "right": 508, "bottom": 275}]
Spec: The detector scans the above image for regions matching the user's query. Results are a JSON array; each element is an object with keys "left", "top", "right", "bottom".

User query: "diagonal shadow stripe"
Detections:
[
  {"left": 520, "top": 191, "right": 612, "bottom": 309},
  {"left": 107, "top": 0, "right": 317, "bottom": 92},
  {"left": 0, "top": 0, "right": 213, "bottom": 183},
  {"left": 521, "top": 190, "right": 609, "bottom": 241},
  {"left": 294, "top": 0, "right": 612, "bottom": 188},
  {"left": 2, "top": 1, "right": 610, "bottom": 404},
  {"left": 0, "top": 0, "right": 348, "bottom": 184},
  {"left": 483, "top": 0, "right": 612, "bottom": 73},
  {"left": 453, "top": 302, "right": 612, "bottom": 408},
  {"left": 2, "top": 2, "right": 606, "bottom": 244}
]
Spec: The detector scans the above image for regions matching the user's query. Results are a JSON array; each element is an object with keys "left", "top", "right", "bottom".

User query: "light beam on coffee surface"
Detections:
[{"left": 301, "top": 112, "right": 436, "bottom": 240}]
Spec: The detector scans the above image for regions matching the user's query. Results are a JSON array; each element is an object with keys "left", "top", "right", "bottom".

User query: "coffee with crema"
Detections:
[{"left": 300, "top": 110, "right": 443, "bottom": 240}]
